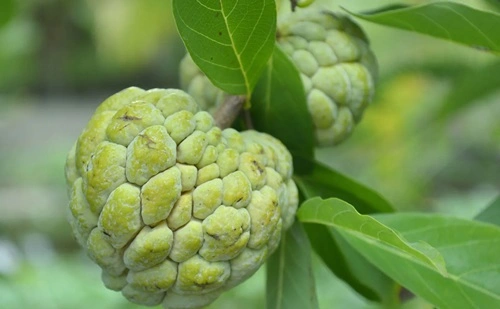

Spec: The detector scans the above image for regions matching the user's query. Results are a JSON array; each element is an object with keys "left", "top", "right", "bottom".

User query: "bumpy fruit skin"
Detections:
[
  {"left": 179, "top": 10, "right": 377, "bottom": 147},
  {"left": 179, "top": 55, "right": 228, "bottom": 115},
  {"left": 296, "top": 0, "right": 315, "bottom": 8},
  {"left": 65, "top": 87, "right": 298, "bottom": 309},
  {"left": 278, "top": 9, "right": 378, "bottom": 146}
]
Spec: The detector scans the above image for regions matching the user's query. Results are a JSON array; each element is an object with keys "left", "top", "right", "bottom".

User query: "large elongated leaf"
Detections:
[
  {"left": 475, "top": 195, "right": 500, "bottom": 226},
  {"left": 266, "top": 221, "right": 319, "bottom": 309},
  {"left": 296, "top": 165, "right": 397, "bottom": 302},
  {"left": 298, "top": 198, "right": 459, "bottom": 306},
  {"left": 294, "top": 159, "right": 394, "bottom": 213},
  {"left": 299, "top": 198, "right": 500, "bottom": 308},
  {"left": 252, "top": 46, "right": 314, "bottom": 174},
  {"left": 346, "top": 2, "right": 500, "bottom": 54},
  {"left": 173, "top": 0, "right": 276, "bottom": 95},
  {"left": 303, "top": 223, "right": 398, "bottom": 304},
  {"left": 374, "top": 212, "right": 500, "bottom": 308}
]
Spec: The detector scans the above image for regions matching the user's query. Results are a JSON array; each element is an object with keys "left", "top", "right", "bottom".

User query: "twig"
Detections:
[
  {"left": 213, "top": 95, "right": 246, "bottom": 129},
  {"left": 290, "top": 0, "right": 298, "bottom": 11},
  {"left": 243, "top": 109, "right": 254, "bottom": 130}
]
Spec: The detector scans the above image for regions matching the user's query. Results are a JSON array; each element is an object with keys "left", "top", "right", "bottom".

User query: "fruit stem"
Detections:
[
  {"left": 213, "top": 95, "right": 246, "bottom": 129},
  {"left": 243, "top": 109, "right": 254, "bottom": 130}
]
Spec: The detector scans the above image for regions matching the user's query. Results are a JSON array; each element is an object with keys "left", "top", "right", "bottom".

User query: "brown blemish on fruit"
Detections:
[
  {"left": 119, "top": 113, "right": 142, "bottom": 121},
  {"left": 251, "top": 160, "right": 264, "bottom": 174},
  {"left": 140, "top": 134, "right": 156, "bottom": 149}
]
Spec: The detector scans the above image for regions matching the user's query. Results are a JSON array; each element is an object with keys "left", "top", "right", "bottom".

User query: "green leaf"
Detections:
[
  {"left": 251, "top": 45, "right": 315, "bottom": 174},
  {"left": 345, "top": 2, "right": 500, "bottom": 54},
  {"left": 303, "top": 223, "right": 398, "bottom": 304},
  {"left": 266, "top": 221, "right": 319, "bottom": 309},
  {"left": 0, "top": 0, "right": 15, "bottom": 28},
  {"left": 374, "top": 212, "right": 500, "bottom": 308},
  {"left": 294, "top": 159, "right": 394, "bottom": 213},
  {"left": 172, "top": 0, "right": 276, "bottom": 95},
  {"left": 475, "top": 195, "right": 500, "bottom": 226},
  {"left": 483, "top": 0, "right": 500, "bottom": 11},
  {"left": 299, "top": 198, "right": 500, "bottom": 308},
  {"left": 295, "top": 162, "right": 397, "bottom": 302},
  {"left": 298, "top": 197, "right": 447, "bottom": 272},
  {"left": 436, "top": 61, "right": 500, "bottom": 121}
]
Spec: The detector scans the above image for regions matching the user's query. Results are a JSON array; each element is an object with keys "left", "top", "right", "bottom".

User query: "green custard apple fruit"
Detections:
[
  {"left": 278, "top": 9, "right": 378, "bottom": 146},
  {"left": 179, "top": 55, "right": 229, "bottom": 115},
  {"left": 65, "top": 87, "right": 298, "bottom": 309},
  {"left": 179, "top": 9, "right": 378, "bottom": 147}
]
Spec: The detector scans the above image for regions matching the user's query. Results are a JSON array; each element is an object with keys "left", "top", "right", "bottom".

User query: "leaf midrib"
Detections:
[{"left": 219, "top": 0, "right": 251, "bottom": 97}]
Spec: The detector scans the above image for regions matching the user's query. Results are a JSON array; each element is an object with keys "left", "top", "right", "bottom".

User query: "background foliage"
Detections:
[{"left": 0, "top": 0, "right": 498, "bottom": 308}]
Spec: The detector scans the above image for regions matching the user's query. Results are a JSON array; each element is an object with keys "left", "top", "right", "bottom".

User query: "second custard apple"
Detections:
[
  {"left": 179, "top": 55, "right": 229, "bottom": 115},
  {"left": 65, "top": 87, "right": 298, "bottom": 309},
  {"left": 278, "top": 9, "right": 378, "bottom": 146},
  {"left": 179, "top": 9, "right": 378, "bottom": 147}
]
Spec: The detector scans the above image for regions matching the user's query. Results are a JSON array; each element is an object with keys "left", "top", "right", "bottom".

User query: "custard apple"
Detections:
[
  {"left": 65, "top": 87, "right": 298, "bottom": 309},
  {"left": 278, "top": 9, "right": 378, "bottom": 146},
  {"left": 179, "top": 9, "right": 377, "bottom": 147},
  {"left": 179, "top": 55, "right": 229, "bottom": 115}
]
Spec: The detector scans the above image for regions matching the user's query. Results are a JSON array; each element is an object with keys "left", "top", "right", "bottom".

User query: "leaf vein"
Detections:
[
  {"left": 195, "top": 0, "right": 218, "bottom": 11},
  {"left": 417, "top": 12, "right": 452, "bottom": 40},
  {"left": 220, "top": 0, "right": 250, "bottom": 95},
  {"left": 458, "top": 265, "right": 500, "bottom": 277},
  {"left": 238, "top": 0, "right": 265, "bottom": 57},
  {"left": 226, "top": 0, "right": 239, "bottom": 18},
  {"left": 247, "top": 27, "right": 274, "bottom": 77},
  {"left": 456, "top": 279, "right": 481, "bottom": 309},
  {"left": 435, "top": 3, "right": 498, "bottom": 48},
  {"left": 438, "top": 238, "right": 500, "bottom": 250},
  {"left": 189, "top": 50, "right": 241, "bottom": 70},
  {"left": 178, "top": 13, "right": 232, "bottom": 47}
]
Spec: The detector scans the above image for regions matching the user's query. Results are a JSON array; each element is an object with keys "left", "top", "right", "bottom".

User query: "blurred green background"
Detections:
[{"left": 0, "top": 0, "right": 498, "bottom": 308}]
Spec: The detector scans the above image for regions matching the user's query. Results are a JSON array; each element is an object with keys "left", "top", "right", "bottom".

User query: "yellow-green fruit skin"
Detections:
[
  {"left": 278, "top": 9, "right": 378, "bottom": 146},
  {"left": 179, "top": 55, "right": 228, "bottom": 115},
  {"left": 65, "top": 87, "right": 298, "bottom": 309}
]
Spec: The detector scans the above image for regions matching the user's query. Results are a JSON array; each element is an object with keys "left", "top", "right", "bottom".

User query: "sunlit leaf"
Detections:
[
  {"left": 295, "top": 162, "right": 397, "bottom": 302},
  {"left": 303, "top": 223, "right": 398, "bottom": 303},
  {"left": 374, "top": 212, "right": 500, "bottom": 308},
  {"left": 297, "top": 198, "right": 494, "bottom": 308},
  {"left": 345, "top": 2, "right": 500, "bottom": 54},
  {"left": 298, "top": 198, "right": 446, "bottom": 272},
  {"left": 173, "top": 0, "right": 276, "bottom": 96},
  {"left": 298, "top": 198, "right": 500, "bottom": 307},
  {"left": 252, "top": 46, "right": 314, "bottom": 174},
  {"left": 266, "top": 221, "right": 319, "bottom": 309}
]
